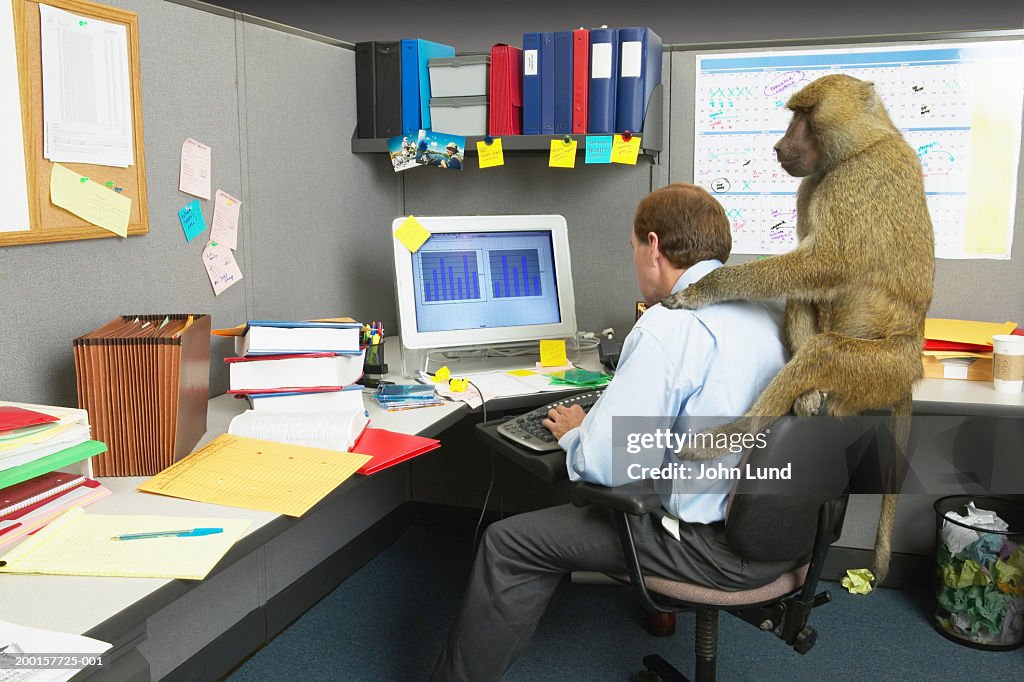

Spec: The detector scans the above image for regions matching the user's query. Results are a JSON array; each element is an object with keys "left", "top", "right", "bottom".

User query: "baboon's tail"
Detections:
[{"left": 872, "top": 396, "right": 913, "bottom": 584}]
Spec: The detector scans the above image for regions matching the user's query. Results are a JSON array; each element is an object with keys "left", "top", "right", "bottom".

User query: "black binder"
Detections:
[
  {"left": 355, "top": 42, "right": 376, "bottom": 138},
  {"left": 373, "top": 41, "right": 402, "bottom": 139}
]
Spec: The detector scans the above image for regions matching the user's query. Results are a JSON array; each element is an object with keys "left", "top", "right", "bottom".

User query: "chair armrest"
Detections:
[{"left": 570, "top": 481, "right": 663, "bottom": 515}]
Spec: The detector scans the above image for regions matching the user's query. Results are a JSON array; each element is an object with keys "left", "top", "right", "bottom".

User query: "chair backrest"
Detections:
[{"left": 724, "top": 416, "right": 874, "bottom": 562}]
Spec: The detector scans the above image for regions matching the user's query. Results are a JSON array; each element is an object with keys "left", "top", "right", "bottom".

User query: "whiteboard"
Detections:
[{"left": 694, "top": 41, "right": 1024, "bottom": 259}]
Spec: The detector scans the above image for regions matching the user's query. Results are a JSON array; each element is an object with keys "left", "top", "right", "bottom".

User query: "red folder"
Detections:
[
  {"left": 922, "top": 339, "right": 993, "bottom": 353},
  {"left": 0, "top": 406, "right": 59, "bottom": 433},
  {"left": 351, "top": 428, "right": 441, "bottom": 475},
  {"left": 572, "top": 28, "right": 589, "bottom": 133},
  {"left": 489, "top": 44, "right": 522, "bottom": 135}
]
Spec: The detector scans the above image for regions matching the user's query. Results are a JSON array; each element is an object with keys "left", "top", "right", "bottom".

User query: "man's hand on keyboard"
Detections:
[{"left": 542, "top": 404, "right": 586, "bottom": 441}]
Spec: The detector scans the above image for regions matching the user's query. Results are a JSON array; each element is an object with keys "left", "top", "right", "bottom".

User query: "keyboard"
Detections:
[{"left": 496, "top": 390, "right": 604, "bottom": 453}]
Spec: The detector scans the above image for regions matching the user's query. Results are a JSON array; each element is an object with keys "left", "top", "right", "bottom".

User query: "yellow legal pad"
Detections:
[
  {"left": 137, "top": 434, "right": 370, "bottom": 517},
  {"left": 0, "top": 507, "right": 250, "bottom": 580}
]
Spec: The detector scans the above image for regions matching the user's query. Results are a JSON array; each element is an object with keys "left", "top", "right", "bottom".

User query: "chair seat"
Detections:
[{"left": 641, "top": 563, "right": 809, "bottom": 608}]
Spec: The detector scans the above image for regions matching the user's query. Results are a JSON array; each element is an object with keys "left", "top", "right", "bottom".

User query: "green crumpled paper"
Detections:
[
  {"left": 841, "top": 568, "right": 874, "bottom": 594},
  {"left": 944, "top": 559, "right": 992, "bottom": 590}
]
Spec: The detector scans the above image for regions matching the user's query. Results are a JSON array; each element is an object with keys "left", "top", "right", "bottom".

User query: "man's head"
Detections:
[
  {"left": 446, "top": 142, "right": 459, "bottom": 156},
  {"left": 631, "top": 183, "right": 731, "bottom": 305}
]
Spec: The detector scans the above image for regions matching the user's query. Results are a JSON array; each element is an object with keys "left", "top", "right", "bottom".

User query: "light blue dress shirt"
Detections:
[{"left": 559, "top": 259, "right": 787, "bottom": 525}]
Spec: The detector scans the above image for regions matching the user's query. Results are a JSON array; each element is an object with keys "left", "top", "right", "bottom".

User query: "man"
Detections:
[
  {"left": 431, "top": 183, "right": 791, "bottom": 681},
  {"left": 439, "top": 141, "right": 463, "bottom": 170}
]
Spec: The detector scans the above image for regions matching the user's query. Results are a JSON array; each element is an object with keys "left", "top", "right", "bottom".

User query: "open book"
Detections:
[{"left": 227, "top": 410, "right": 369, "bottom": 453}]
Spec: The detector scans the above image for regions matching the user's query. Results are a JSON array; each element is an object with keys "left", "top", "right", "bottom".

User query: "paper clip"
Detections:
[
  {"left": 621, "top": 131, "right": 632, "bottom": 141},
  {"left": 562, "top": 135, "right": 573, "bottom": 145}
]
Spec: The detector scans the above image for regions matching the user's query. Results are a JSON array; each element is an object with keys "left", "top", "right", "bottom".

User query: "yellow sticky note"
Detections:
[
  {"left": 539, "top": 339, "right": 568, "bottom": 367},
  {"left": 477, "top": 138, "right": 504, "bottom": 168},
  {"left": 507, "top": 369, "right": 537, "bottom": 377},
  {"left": 840, "top": 568, "right": 875, "bottom": 595},
  {"left": 50, "top": 163, "right": 132, "bottom": 237},
  {"left": 394, "top": 215, "right": 431, "bottom": 253},
  {"left": 548, "top": 139, "right": 578, "bottom": 168},
  {"left": 611, "top": 135, "right": 642, "bottom": 165},
  {"left": 450, "top": 378, "right": 468, "bottom": 392},
  {"left": 432, "top": 366, "right": 451, "bottom": 383}
]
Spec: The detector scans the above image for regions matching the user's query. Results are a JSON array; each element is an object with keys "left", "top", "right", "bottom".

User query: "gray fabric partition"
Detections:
[{"left": 0, "top": 1, "right": 403, "bottom": 406}]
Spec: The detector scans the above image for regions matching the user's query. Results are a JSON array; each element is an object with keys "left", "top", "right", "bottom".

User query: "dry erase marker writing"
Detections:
[{"left": 112, "top": 527, "right": 223, "bottom": 541}]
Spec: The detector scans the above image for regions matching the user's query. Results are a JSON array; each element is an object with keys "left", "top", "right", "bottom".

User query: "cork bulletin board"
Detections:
[{"left": 2, "top": 0, "right": 148, "bottom": 246}]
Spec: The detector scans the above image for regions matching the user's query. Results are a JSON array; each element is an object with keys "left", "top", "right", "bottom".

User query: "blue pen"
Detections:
[{"left": 112, "top": 528, "right": 223, "bottom": 541}]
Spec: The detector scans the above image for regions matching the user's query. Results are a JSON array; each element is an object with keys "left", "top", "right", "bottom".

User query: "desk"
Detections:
[{"left": 1, "top": 354, "right": 1020, "bottom": 679}]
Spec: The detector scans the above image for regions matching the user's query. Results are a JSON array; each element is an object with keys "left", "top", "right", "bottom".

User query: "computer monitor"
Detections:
[{"left": 392, "top": 215, "right": 577, "bottom": 350}]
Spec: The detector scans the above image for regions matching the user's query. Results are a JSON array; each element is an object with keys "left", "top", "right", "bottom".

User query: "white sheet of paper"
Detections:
[
  {"left": 210, "top": 189, "right": 241, "bottom": 250},
  {"left": 179, "top": 137, "right": 212, "bottom": 200},
  {"left": 202, "top": 240, "right": 242, "bottom": 295},
  {"left": 591, "top": 43, "right": 612, "bottom": 79},
  {"left": 39, "top": 5, "right": 133, "bottom": 167},
  {"left": 0, "top": 2, "right": 29, "bottom": 232},
  {"left": 0, "top": 618, "right": 110, "bottom": 682}
]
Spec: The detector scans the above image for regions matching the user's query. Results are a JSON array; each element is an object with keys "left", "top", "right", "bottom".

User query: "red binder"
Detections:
[
  {"left": 572, "top": 28, "right": 589, "bottom": 133},
  {"left": 489, "top": 44, "right": 523, "bottom": 136},
  {"left": 351, "top": 428, "right": 441, "bottom": 475}
]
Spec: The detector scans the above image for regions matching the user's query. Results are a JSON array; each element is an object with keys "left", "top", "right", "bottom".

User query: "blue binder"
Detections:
[
  {"left": 615, "top": 27, "right": 662, "bottom": 135},
  {"left": 401, "top": 38, "right": 455, "bottom": 135},
  {"left": 522, "top": 32, "right": 542, "bottom": 135},
  {"left": 540, "top": 32, "right": 555, "bottom": 135},
  {"left": 587, "top": 28, "right": 618, "bottom": 134},
  {"left": 553, "top": 31, "right": 573, "bottom": 134}
]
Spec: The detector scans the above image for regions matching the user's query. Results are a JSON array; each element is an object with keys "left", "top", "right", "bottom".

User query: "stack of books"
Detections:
[
  {"left": 0, "top": 403, "right": 110, "bottom": 549},
  {"left": 372, "top": 384, "right": 443, "bottom": 411},
  {"left": 223, "top": 320, "right": 366, "bottom": 412}
]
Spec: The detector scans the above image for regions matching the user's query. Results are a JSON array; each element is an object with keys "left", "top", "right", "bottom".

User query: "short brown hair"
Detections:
[{"left": 633, "top": 183, "right": 731, "bottom": 268}]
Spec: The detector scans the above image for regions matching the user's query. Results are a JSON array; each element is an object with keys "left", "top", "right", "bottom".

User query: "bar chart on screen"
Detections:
[
  {"left": 488, "top": 249, "right": 543, "bottom": 299},
  {"left": 419, "top": 250, "right": 482, "bottom": 302}
]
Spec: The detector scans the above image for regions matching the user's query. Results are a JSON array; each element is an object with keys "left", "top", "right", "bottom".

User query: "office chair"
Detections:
[{"left": 570, "top": 416, "right": 873, "bottom": 682}]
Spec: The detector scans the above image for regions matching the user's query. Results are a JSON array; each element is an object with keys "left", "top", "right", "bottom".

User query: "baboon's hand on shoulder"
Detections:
[{"left": 661, "top": 281, "right": 713, "bottom": 310}]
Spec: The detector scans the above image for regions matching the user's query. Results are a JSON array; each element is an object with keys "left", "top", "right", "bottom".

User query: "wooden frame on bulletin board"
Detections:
[{"left": 1, "top": 0, "right": 148, "bottom": 247}]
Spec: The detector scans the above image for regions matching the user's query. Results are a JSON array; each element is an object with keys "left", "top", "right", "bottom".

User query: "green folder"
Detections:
[{"left": 0, "top": 440, "right": 107, "bottom": 490}]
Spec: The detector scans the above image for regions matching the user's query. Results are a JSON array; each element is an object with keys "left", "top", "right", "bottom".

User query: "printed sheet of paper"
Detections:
[
  {"left": 210, "top": 189, "right": 241, "bottom": 250},
  {"left": 0, "top": 617, "right": 110, "bottom": 682},
  {"left": 202, "top": 241, "right": 243, "bottom": 295},
  {"left": 50, "top": 163, "right": 131, "bottom": 236},
  {"left": 0, "top": 507, "right": 251, "bottom": 580},
  {"left": 179, "top": 137, "right": 211, "bottom": 199},
  {"left": 0, "top": 1, "right": 29, "bottom": 232},
  {"left": 39, "top": 5, "right": 133, "bottom": 167},
  {"left": 137, "top": 434, "right": 370, "bottom": 517}
]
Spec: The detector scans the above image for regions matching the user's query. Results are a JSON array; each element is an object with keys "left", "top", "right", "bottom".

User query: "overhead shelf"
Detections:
[{"left": 351, "top": 84, "right": 664, "bottom": 163}]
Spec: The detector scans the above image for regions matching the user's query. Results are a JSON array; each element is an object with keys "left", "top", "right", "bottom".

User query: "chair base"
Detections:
[{"left": 637, "top": 654, "right": 691, "bottom": 682}]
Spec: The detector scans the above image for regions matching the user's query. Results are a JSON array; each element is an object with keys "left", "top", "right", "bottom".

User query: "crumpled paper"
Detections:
[
  {"left": 941, "top": 502, "right": 1009, "bottom": 555},
  {"left": 841, "top": 568, "right": 875, "bottom": 594}
]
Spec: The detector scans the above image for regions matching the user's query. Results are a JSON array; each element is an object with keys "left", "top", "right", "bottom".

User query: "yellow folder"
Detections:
[{"left": 924, "top": 318, "right": 1017, "bottom": 347}]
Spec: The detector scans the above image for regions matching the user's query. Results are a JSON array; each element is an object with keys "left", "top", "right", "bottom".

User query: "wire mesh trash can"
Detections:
[{"left": 934, "top": 495, "right": 1024, "bottom": 650}]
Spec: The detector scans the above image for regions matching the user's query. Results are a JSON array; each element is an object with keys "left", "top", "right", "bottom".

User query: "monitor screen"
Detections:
[{"left": 392, "top": 215, "right": 577, "bottom": 349}]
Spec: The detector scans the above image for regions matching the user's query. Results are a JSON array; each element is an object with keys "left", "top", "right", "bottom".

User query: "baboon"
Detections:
[{"left": 664, "top": 74, "right": 935, "bottom": 583}]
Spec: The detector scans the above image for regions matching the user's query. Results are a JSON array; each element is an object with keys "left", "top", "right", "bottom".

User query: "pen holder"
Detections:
[{"left": 361, "top": 340, "right": 389, "bottom": 388}]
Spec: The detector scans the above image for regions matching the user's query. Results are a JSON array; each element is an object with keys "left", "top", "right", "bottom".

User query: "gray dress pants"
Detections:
[{"left": 430, "top": 503, "right": 799, "bottom": 682}]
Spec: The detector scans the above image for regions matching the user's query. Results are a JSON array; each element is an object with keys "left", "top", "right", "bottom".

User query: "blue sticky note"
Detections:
[
  {"left": 585, "top": 136, "right": 613, "bottom": 164},
  {"left": 178, "top": 200, "right": 207, "bottom": 242}
]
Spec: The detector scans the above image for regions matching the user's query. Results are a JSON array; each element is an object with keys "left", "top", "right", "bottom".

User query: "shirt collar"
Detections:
[{"left": 670, "top": 259, "right": 724, "bottom": 295}]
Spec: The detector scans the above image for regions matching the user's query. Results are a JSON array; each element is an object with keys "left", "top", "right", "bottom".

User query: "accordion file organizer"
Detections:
[{"left": 73, "top": 314, "right": 211, "bottom": 476}]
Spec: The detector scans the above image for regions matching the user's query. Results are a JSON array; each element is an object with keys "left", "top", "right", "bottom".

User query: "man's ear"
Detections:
[{"left": 647, "top": 231, "right": 661, "bottom": 266}]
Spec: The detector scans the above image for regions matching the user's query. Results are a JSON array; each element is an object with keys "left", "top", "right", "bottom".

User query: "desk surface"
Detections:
[{"left": 1, "top": 351, "right": 1019, "bottom": 642}]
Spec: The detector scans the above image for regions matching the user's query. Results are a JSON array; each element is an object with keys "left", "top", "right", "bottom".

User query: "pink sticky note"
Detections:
[
  {"left": 202, "top": 241, "right": 243, "bottom": 295},
  {"left": 179, "top": 138, "right": 212, "bottom": 199},
  {"left": 210, "top": 189, "right": 241, "bottom": 250}
]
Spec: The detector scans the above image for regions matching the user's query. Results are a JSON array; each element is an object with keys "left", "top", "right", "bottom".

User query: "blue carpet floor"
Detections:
[{"left": 227, "top": 524, "right": 1023, "bottom": 681}]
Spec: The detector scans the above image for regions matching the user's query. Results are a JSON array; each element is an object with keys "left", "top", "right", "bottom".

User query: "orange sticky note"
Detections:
[
  {"left": 394, "top": 215, "right": 431, "bottom": 253},
  {"left": 539, "top": 339, "right": 568, "bottom": 367},
  {"left": 611, "top": 135, "right": 642, "bottom": 165},
  {"left": 477, "top": 139, "right": 504, "bottom": 168},
  {"left": 548, "top": 139, "right": 577, "bottom": 168}
]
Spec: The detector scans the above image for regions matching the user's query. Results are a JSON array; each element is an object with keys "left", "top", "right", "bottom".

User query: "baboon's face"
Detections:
[{"left": 774, "top": 110, "right": 820, "bottom": 178}]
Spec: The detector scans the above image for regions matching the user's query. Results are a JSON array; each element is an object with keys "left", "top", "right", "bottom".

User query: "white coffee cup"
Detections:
[{"left": 992, "top": 334, "right": 1024, "bottom": 393}]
